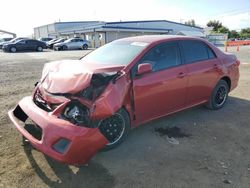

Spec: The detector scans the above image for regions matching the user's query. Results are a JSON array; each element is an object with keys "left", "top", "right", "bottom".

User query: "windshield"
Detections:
[
  {"left": 57, "top": 38, "right": 65, "bottom": 43},
  {"left": 81, "top": 41, "right": 149, "bottom": 66},
  {"left": 65, "top": 39, "right": 72, "bottom": 43},
  {"left": 9, "top": 38, "right": 23, "bottom": 43},
  {"left": 49, "top": 38, "right": 58, "bottom": 43}
]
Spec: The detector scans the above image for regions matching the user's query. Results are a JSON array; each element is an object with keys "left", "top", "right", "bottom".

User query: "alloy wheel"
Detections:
[{"left": 98, "top": 113, "right": 126, "bottom": 146}]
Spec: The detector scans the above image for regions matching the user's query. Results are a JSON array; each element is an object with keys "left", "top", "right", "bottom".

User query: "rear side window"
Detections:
[
  {"left": 139, "top": 42, "right": 181, "bottom": 72},
  {"left": 207, "top": 46, "right": 216, "bottom": 59},
  {"left": 181, "top": 40, "right": 216, "bottom": 64}
]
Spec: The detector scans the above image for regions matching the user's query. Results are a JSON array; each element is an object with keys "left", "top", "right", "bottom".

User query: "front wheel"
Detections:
[
  {"left": 62, "top": 45, "right": 68, "bottom": 50},
  {"left": 37, "top": 46, "right": 43, "bottom": 52},
  {"left": 206, "top": 80, "right": 229, "bottom": 110},
  {"left": 10, "top": 47, "right": 17, "bottom": 53},
  {"left": 98, "top": 108, "right": 130, "bottom": 150}
]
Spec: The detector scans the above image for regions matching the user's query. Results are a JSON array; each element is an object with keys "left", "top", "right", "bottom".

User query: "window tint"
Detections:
[
  {"left": 207, "top": 46, "right": 216, "bottom": 59},
  {"left": 138, "top": 42, "right": 181, "bottom": 72},
  {"left": 18, "top": 40, "right": 27, "bottom": 44},
  {"left": 181, "top": 40, "right": 210, "bottom": 63}
]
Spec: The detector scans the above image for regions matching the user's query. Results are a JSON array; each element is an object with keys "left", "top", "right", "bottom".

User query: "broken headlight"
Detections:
[{"left": 61, "top": 101, "right": 90, "bottom": 125}]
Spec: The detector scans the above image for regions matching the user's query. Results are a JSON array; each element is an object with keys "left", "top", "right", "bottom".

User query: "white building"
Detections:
[{"left": 34, "top": 20, "right": 204, "bottom": 47}]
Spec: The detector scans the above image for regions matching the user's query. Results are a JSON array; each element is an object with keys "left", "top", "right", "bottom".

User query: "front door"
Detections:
[{"left": 132, "top": 41, "right": 188, "bottom": 125}]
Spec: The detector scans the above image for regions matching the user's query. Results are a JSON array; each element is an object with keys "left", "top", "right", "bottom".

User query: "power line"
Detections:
[{"left": 212, "top": 8, "right": 250, "bottom": 18}]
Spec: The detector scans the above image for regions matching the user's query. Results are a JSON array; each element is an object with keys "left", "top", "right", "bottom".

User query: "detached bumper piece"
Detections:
[{"left": 8, "top": 96, "right": 108, "bottom": 165}]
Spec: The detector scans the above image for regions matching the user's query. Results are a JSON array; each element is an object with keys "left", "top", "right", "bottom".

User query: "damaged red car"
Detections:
[{"left": 8, "top": 35, "right": 240, "bottom": 165}]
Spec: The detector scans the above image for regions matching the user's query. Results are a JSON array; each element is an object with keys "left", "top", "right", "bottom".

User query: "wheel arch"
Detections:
[
  {"left": 220, "top": 76, "right": 231, "bottom": 91},
  {"left": 121, "top": 105, "right": 132, "bottom": 127}
]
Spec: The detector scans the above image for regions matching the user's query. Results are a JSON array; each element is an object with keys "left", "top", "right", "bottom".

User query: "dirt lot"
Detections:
[{"left": 0, "top": 46, "right": 250, "bottom": 188}]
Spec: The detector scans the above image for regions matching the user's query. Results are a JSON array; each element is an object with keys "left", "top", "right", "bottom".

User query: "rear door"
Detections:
[
  {"left": 27, "top": 40, "right": 38, "bottom": 50},
  {"left": 132, "top": 41, "right": 188, "bottom": 124},
  {"left": 180, "top": 40, "right": 222, "bottom": 106},
  {"left": 22, "top": 40, "right": 36, "bottom": 51}
]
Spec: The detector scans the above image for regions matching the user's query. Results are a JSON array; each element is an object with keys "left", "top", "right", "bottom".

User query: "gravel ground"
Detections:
[{"left": 0, "top": 46, "right": 250, "bottom": 188}]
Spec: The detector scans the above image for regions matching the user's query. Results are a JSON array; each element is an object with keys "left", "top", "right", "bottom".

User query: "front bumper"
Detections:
[{"left": 8, "top": 96, "right": 108, "bottom": 165}]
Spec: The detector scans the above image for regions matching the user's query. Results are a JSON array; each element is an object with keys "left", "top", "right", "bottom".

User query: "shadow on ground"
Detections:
[{"left": 23, "top": 143, "right": 115, "bottom": 188}]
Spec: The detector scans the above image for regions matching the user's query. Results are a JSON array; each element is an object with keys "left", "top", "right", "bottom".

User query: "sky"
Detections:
[{"left": 0, "top": 0, "right": 249, "bottom": 37}]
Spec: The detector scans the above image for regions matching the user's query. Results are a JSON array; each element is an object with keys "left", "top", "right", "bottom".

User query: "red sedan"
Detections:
[{"left": 8, "top": 35, "right": 240, "bottom": 165}]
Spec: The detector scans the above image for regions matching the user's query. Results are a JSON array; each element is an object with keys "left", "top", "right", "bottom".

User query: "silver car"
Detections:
[{"left": 53, "top": 38, "right": 91, "bottom": 50}]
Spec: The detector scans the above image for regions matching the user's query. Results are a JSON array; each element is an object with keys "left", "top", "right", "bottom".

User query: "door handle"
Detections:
[{"left": 177, "top": 72, "right": 186, "bottom": 78}]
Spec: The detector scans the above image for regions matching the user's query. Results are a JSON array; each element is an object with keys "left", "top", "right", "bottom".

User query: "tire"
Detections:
[
  {"left": 98, "top": 108, "right": 130, "bottom": 150},
  {"left": 62, "top": 45, "right": 68, "bottom": 50},
  {"left": 82, "top": 44, "right": 88, "bottom": 50},
  {"left": 10, "top": 47, "right": 17, "bottom": 53},
  {"left": 206, "top": 80, "right": 229, "bottom": 110},
  {"left": 37, "top": 46, "right": 43, "bottom": 52}
]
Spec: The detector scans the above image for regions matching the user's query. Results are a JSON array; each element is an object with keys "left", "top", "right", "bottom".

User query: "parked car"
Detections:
[
  {"left": 47, "top": 38, "right": 66, "bottom": 49},
  {"left": 8, "top": 35, "right": 240, "bottom": 165},
  {"left": 0, "top": 37, "right": 13, "bottom": 43},
  {"left": 0, "top": 37, "right": 28, "bottom": 49},
  {"left": 0, "top": 38, "right": 13, "bottom": 49},
  {"left": 38, "top": 37, "right": 54, "bottom": 43},
  {"left": 2, "top": 39, "right": 46, "bottom": 52},
  {"left": 54, "top": 38, "right": 91, "bottom": 50}
]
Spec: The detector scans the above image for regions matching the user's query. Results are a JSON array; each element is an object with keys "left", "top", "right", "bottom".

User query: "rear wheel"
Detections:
[
  {"left": 98, "top": 108, "right": 130, "bottom": 150},
  {"left": 206, "top": 80, "right": 229, "bottom": 110},
  {"left": 10, "top": 47, "right": 17, "bottom": 53}
]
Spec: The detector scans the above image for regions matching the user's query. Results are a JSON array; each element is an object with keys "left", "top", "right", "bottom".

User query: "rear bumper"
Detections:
[{"left": 8, "top": 96, "right": 108, "bottom": 165}]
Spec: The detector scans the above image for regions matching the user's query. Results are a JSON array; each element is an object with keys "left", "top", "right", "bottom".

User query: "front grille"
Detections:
[{"left": 13, "top": 105, "right": 43, "bottom": 141}]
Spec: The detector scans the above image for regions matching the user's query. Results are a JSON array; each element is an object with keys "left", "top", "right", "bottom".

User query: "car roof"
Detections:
[{"left": 116, "top": 35, "right": 203, "bottom": 44}]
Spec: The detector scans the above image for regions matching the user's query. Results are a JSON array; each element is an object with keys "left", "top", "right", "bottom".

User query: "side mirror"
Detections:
[{"left": 137, "top": 63, "right": 152, "bottom": 75}]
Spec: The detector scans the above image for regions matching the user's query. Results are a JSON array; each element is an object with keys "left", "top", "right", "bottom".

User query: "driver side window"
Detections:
[
  {"left": 18, "top": 40, "right": 27, "bottom": 44},
  {"left": 132, "top": 41, "right": 181, "bottom": 77}
]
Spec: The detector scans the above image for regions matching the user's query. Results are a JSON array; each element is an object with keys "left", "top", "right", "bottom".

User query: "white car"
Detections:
[{"left": 54, "top": 38, "right": 91, "bottom": 50}]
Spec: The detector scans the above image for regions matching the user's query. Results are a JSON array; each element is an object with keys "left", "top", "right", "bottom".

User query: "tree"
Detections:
[
  {"left": 228, "top": 30, "right": 239, "bottom": 39},
  {"left": 240, "top": 28, "right": 250, "bottom": 38},
  {"left": 185, "top": 19, "right": 196, "bottom": 27},
  {"left": 207, "top": 20, "right": 223, "bottom": 32},
  {"left": 217, "top": 26, "right": 229, "bottom": 34}
]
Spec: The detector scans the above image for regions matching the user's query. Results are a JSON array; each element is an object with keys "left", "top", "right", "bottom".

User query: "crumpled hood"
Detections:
[{"left": 40, "top": 60, "right": 124, "bottom": 94}]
